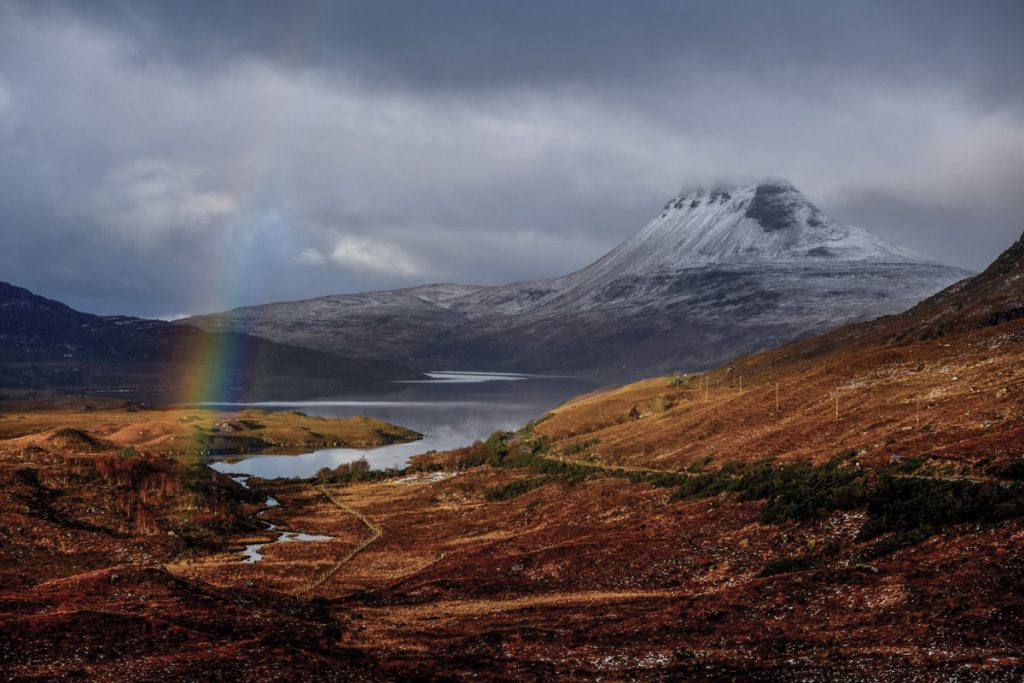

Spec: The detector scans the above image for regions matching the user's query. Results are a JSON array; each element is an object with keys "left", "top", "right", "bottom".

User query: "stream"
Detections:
[{"left": 229, "top": 475, "right": 333, "bottom": 563}]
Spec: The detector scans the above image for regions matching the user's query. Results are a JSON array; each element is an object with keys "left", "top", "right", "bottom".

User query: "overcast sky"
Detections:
[{"left": 1, "top": 0, "right": 1022, "bottom": 318}]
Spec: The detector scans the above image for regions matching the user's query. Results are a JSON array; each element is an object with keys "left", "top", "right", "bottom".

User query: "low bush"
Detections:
[
  {"left": 315, "top": 457, "right": 404, "bottom": 486},
  {"left": 759, "top": 555, "right": 819, "bottom": 577},
  {"left": 990, "top": 458, "right": 1024, "bottom": 480},
  {"left": 855, "top": 529, "right": 932, "bottom": 561},
  {"left": 858, "top": 475, "right": 1024, "bottom": 540},
  {"left": 484, "top": 476, "right": 550, "bottom": 501},
  {"left": 527, "top": 458, "right": 599, "bottom": 483},
  {"left": 895, "top": 456, "right": 927, "bottom": 474},
  {"left": 742, "top": 461, "right": 866, "bottom": 524},
  {"left": 520, "top": 413, "right": 553, "bottom": 438},
  {"left": 562, "top": 437, "right": 599, "bottom": 456},
  {"left": 482, "top": 423, "right": 1024, "bottom": 538}
]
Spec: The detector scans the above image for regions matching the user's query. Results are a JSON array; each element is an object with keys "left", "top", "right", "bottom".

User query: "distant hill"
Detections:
[
  {"left": 0, "top": 282, "right": 419, "bottom": 402},
  {"left": 184, "top": 180, "right": 970, "bottom": 380}
]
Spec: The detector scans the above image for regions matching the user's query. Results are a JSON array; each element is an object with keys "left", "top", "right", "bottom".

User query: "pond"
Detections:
[{"left": 207, "top": 371, "right": 593, "bottom": 480}]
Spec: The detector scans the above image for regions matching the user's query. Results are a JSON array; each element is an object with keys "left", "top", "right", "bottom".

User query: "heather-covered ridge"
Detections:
[{"left": 534, "top": 231, "right": 1024, "bottom": 473}]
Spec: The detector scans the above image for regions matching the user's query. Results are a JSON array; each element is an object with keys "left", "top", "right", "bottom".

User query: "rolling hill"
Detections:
[{"left": 0, "top": 281, "right": 419, "bottom": 402}]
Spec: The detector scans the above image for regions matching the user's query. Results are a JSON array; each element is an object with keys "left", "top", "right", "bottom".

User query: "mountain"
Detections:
[
  {"left": 0, "top": 282, "right": 418, "bottom": 401},
  {"left": 183, "top": 180, "right": 970, "bottom": 380},
  {"left": 180, "top": 284, "right": 483, "bottom": 365}
]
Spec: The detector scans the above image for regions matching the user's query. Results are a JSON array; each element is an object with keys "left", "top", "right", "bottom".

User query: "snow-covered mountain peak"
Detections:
[
  {"left": 587, "top": 180, "right": 933, "bottom": 277},
  {"left": 660, "top": 179, "right": 834, "bottom": 236}
]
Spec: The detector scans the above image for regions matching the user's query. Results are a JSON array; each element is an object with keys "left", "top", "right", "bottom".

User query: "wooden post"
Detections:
[
  {"left": 775, "top": 382, "right": 780, "bottom": 413},
  {"left": 834, "top": 388, "right": 839, "bottom": 422}
]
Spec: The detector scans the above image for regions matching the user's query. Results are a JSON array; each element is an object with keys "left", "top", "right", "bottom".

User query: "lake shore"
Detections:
[{"left": 0, "top": 399, "right": 422, "bottom": 458}]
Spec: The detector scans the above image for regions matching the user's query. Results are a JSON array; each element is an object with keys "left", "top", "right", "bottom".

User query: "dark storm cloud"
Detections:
[
  {"left": 57, "top": 0, "right": 1024, "bottom": 102},
  {"left": 0, "top": 0, "right": 1022, "bottom": 317}
]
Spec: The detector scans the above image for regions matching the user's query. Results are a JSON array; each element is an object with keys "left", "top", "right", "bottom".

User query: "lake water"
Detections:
[{"left": 207, "top": 371, "right": 593, "bottom": 480}]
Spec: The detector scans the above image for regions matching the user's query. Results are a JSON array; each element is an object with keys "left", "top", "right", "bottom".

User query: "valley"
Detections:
[
  {"left": 2, "top": 233, "right": 1023, "bottom": 680},
  {"left": 5, "top": 3, "right": 1019, "bottom": 679}
]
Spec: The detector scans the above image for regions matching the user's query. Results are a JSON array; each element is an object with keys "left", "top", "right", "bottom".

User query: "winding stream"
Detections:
[{"left": 229, "top": 475, "right": 333, "bottom": 564}]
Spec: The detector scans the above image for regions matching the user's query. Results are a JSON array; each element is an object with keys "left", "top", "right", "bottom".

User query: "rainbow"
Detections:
[
  {"left": 175, "top": 206, "right": 281, "bottom": 406},
  {"left": 178, "top": 327, "right": 255, "bottom": 406},
  {"left": 173, "top": 1, "right": 334, "bottom": 407}
]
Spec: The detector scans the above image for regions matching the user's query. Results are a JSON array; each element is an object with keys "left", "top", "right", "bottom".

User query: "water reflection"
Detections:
[
  {"left": 207, "top": 371, "right": 593, "bottom": 479},
  {"left": 399, "top": 370, "right": 530, "bottom": 384}
]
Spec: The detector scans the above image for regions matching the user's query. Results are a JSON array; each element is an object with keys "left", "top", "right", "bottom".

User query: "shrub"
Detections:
[
  {"left": 992, "top": 458, "right": 1024, "bottom": 480},
  {"left": 743, "top": 461, "right": 866, "bottom": 524},
  {"left": 895, "top": 456, "right": 927, "bottom": 474},
  {"left": 484, "top": 476, "right": 550, "bottom": 501},
  {"left": 313, "top": 458, "right": 403, "bottom": 486},
  {"left": 855, "top": 529, "right": 932, "bottom": 561},
  {"left": 857, "top": 475, "right": 1024, "bottom": 540},
  {"left": 447, "top": 441, "right": 489, "bottom": 469},
  {"left": 182, "top": 462, "right": 212, "bottom": 493},
  {"left": 759, "top": 555, "right": 819, "bottom": 577},
  {"left": 520, "top": 413, "right": 553, "bottom": 438},
  {"left": 484, "top": 431, "right": 514, "bottom": 462},
  {"left": 689, "top": 454, "right": 714, "bottom": 472},
  {"left": 562, "top": 437, "right": 599, "bottom": 456},
  {"left": 527, "top": 458, "right": 598, "bottom": 483},
  {"left": 668, "top": 458, "right": 866, "bottom": 524},
  {"left": 634, "top": 471, "right": 691, "bottom": 489},
  {"left": 672, "top": 470, "right": 737, "bottom": 500}
]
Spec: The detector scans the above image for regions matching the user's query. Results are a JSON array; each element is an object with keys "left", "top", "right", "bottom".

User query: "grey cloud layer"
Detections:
[{"left": 1, "top": 1, "right": 1022, "bottom": 317}]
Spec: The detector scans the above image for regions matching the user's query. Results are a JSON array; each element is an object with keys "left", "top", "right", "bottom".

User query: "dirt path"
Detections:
[
  {"left": 373, "top": 589, "right": 686, "bottom": 620},
  {"left": 293, "top": 484, "right": 381, "bottom": 596}
]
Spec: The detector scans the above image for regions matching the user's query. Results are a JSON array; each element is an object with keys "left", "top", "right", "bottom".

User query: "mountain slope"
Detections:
[
  {"left": 184, "top": 181, "right": 970, "bottom": 379},
  {"left": 0, "top": 282, "right": 418, "bottom": 401},
  {"left": 534, "top": 229, "right": 1024, "bottom": 473},
  {"left": 183, "top": 286, "right": 475, "bottom": 364},
  {"left": 759, "top": 229, "right": 1024, "bottom": 363}
]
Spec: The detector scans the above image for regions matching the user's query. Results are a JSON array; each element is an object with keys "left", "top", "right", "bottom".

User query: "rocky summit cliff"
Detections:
[{"left": 184, "top": 181, "right": 971, "bottom": 380}]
